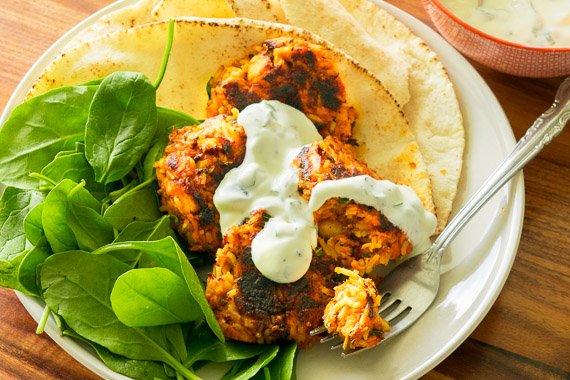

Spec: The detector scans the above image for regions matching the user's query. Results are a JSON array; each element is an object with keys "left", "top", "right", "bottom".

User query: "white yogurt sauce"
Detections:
[
  {"left": 309, "top": 176, "right": 437, "bottom": 253},
  {"left": 214, "top": 100, "right": 436, "bottom": 284},
  {"left": 213, "top": 100, "right": 322, "bottom": 283},
  {"left": 440, "top": 0, "right": 570, "bottom": 47}
]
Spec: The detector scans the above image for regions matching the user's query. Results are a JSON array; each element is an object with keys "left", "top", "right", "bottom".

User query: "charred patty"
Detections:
[{"left": 207, "top": 37, "right": 358, "bottom": 142}]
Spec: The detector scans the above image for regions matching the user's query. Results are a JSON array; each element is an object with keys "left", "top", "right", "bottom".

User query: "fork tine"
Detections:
[
  {"left": 309, "top": 326, "right": 327, "bottom": 336},
  {"left": 341, "top": 346, "right": 372, "bottom": 358},
  {"left": 378, "top": 297, "right": 400, "bottom": 315},
  {"left": 384, "top": 303, "right": 411, "bottom": 323},
  {"left": 320, "top": 334, "right": 337, "bottom": 343},
  {"left": 330, "top": 341, "right": 344, "bottom": 350}
]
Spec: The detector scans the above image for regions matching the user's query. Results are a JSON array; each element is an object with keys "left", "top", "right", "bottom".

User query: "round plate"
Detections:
[{"left": 2, "top": 1, "right": 524, "bottom": 379}]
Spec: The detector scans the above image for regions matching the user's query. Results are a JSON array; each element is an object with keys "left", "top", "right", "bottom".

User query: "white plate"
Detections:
[{"left": 2, "top": 1, "right": 524, "bottom": 379}]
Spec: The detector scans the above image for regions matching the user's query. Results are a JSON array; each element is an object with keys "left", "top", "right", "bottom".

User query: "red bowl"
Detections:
[{"left": 422, "top": 0, "right": 570, "bottom": 78}]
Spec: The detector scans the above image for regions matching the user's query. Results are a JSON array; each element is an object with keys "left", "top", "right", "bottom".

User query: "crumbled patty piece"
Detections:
[
  {"left": 206, "top": 210, "right": 340, "bottom": 348},
  {"left": 154, "top": 115, "right": 246, "bottom": 254},
  {"left": 207, "top": 37, "right": 358, "bottom": 142},
  {"left": 294, "top": 137, "right": 413, "bottom": 274},
  {"left": 323, "top": 267, "right": 390, "bottom": 350}
]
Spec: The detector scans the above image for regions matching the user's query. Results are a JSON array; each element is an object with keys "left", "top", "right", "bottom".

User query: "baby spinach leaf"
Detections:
[
  {"left": 103, "top": 180, "right": 162, "bottom": 231},
  {"left": 0, "top": 85, "right": 97, "bottom": 189},
  {"left": 18, "top": 236, "right": 52, "bottom": 296},
  {"left": 157, "top": 107, "right": 201, "bottom": 129},
  {"left": 42, "top": 179, "right": 79, "bottom": 253},
  {"left": 85, "top": 71, "right": 158, "bottom": 184},
  {"left": 40, "top": 250, "right": 200, "bottom": 380},
  {"left": 111, "top": 267, "right": 202, "bottom": 327},
  {"left": 0, "top": 187, "right": 43, "bottom": 292},
  {"left": 164, "top": 323, "right": 188, "bottom": 363},
  {"left": 265, "top": 342, "right": 297, "bottom": 380},
  {"left": 94, "top": 237, "right": 222, "bottom": 341},
  {"left": 116, "top": 216, "right": 177, "bottom": 243},
  {"left": 63, "top": 329, "right": 174, "bottom": 380},
  {"left": 94, "top": 238, "right": 182, "bottom": 277},
  {"left": 109, "top": 216, "right": 178, "bottom": 266},
  {"left": 184, "top": 320, "right": 269, "bottom": 368},
  {"left": 175, "top": 240, "right": 225, "bottom": 343},
  {"left": 66, "top": 182, "right": 114, "bottom": 252},
  {"left": 226, "top": 346, "right": 279, "bottom": 380},
  {"left": 24, "top": 203, "right": 45, "bottom": 246},
  {"left": 40, "top": 152, "right": 106, "bottom": 200}
]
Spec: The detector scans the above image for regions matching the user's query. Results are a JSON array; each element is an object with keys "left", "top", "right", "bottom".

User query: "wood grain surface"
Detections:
[{"left": 0, "top": 1, "right": 569, "bottom": 379}]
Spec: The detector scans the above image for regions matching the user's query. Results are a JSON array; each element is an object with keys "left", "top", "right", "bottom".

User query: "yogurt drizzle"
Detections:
[
  {"left": 213, "top": 101, "right": 321, "bottom": 283},
  {"left": 213, "top": 100, "right": 436, "bottom": 284}
]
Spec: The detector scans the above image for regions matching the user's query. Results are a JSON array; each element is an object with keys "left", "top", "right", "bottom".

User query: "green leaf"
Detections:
[
  {"left": 85, "top": 71, "right": 158, "bottom": 184},
  {"left": 24, "top": 203, "right": 45, "bottom": 246},
  {"left": 94, "top": 239, "right": 183, "bottom": 277},
  {"left": 0, "top": 85, "right": 97, "bottom": 189},
  {"left": 0, "top": 187, "right": 43, "bottom": 292},
  {"left": 111, "top": 267, "right": 202, "bottom": 327},
  {"left": 174, "top": 240, "right": 225, "bottom": 343},
  {"left": 64, "top": 328, "right": 175, "bottom": 380},
  {"left": 93, "top": 237, "right": 223, "bottom": 341},
  {"left": 109, "top": 216, "right": 178, "bottom": 266},
  {"left": 40, "top": 152, "right": 106, "bottom": 200},
  {"left": 266, "top": 342, "right": 297, "bottom": 380},
  {"left": 66, "top": 182, "right": 114, "bottom": 252},
  {"left": 157, "top": 107, "right": 201, "bottom": 129},
  {"left": 103, "top": 181, "right": 162, "bottom": 231},
  {"left": 184, "top": 320, "right": 269, "bottom": 367},
  {"left": 42, "top": 179, "right": 79, "bottom": 253},
  {"left": 227, "top": 346, "right": 279, "bottom": 380},
  {"left": 18, "top": 236, "right": 52, "bottom": 296},
  {"left": 40, "top": 250, "right": 200, "bottom": 380}
]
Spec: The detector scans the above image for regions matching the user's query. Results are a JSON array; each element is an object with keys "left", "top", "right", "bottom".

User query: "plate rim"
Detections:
[{"left": 2, "top": 1, "right": 525, "bottom": 379}]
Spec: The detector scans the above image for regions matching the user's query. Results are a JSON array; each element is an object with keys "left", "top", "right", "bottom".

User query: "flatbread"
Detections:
[
  {"left": 226, "top": 0, "right": 287, "bottom": 23},
  {"left": 27, "top": 18, "right": 435, "bottom": 216},
  {"left": 63, "top": 0, "right": 161, "bottom": 50},
  {"left": 279, "top": 0, "right": 411, "bottom": 107},
  {"left": 338, "top": 0, "right": 464, "bottom": 232},
  {"left": 64, "top": 0, "right": 233, "bottom": 50}
]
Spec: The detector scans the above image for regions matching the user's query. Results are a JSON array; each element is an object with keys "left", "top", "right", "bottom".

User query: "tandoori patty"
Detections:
[
  {"left": 206, "top": 209, "right": 341, "bottom": 348},
  {"left": 154, "top": 115, "right": 246, "bottom": 254},
  {"left": 294, "top": 137, "right": 413, "bottom": 274},
  {"left": 207, "top": 37, "right": 358, "bottom": 142}
]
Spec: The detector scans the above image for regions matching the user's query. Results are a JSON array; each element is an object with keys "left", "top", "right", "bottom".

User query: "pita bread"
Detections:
[
  {"left": 64, "top": 0, "right": 233, "bottom": 50},
  {"left": 27, "top": 18, "right": 435, "bottom": 216},
  {"left": 337, "top": 0, "right": 464, "bottom": 232},
  {"left": 279, "top": 0, "right": 411, "bottom": 107},
  {"left": 226, "top": 0, "right": 287, "bottom": 23}
]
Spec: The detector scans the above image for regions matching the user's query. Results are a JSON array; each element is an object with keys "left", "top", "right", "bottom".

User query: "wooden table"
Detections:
[{"left": 0, "top": 1, "right": 568, "bottom": 379}]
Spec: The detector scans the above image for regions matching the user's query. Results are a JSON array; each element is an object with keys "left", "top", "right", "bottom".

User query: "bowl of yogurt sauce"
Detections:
[{"left": 422, "top": 0, "right": 570, "bottom": 77}]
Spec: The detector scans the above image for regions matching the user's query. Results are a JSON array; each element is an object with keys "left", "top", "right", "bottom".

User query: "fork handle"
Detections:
[{"left": 429, "top": 77, "right": 570, "bottom": 261}]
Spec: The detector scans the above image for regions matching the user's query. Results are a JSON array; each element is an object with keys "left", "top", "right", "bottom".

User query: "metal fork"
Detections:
[{"left": 311, "top": 76, "right": 570, "bottom": 357}]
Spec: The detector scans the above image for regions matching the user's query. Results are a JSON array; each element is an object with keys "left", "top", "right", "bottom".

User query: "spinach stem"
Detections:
[
  {"left": 108, "top": 178, "right": 137, "bottom": 201},
  {"left": 264, "top": 367, "right": 271, "bottom": 380},
  {"left": 153, "top": 18, "right": 175, "bottom": 89},
  {"left": 36, "top": 305, "right": 51, "bottom": 334},
  {"left": 113, "top": 176, "right": 156, "bottom": 205},
  {"left": 29, "top": 172, "right": 57, "bottom": 187}
]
